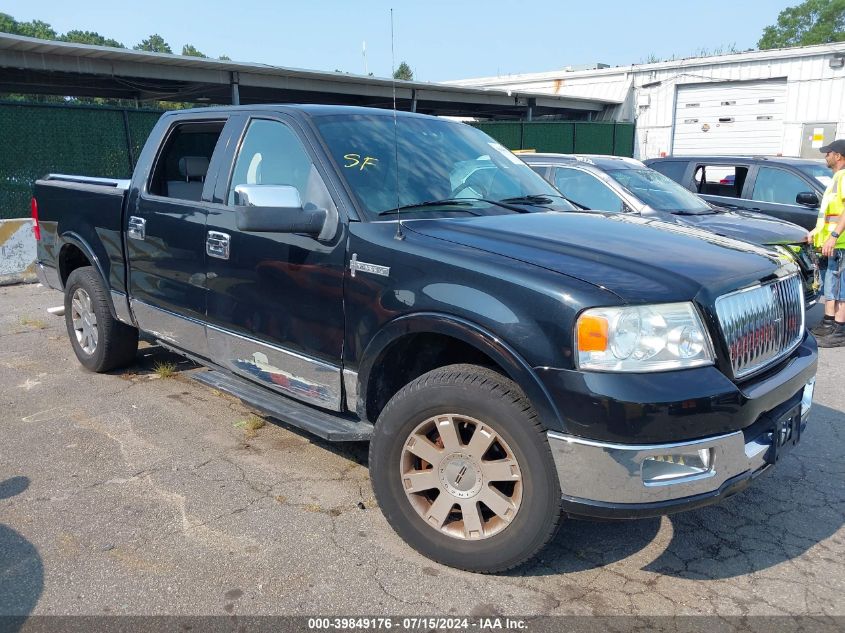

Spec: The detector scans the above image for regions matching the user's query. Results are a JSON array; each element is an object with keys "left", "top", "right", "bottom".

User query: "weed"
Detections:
[
  {"left": 20, "top": 317, "right": 47, "bottom": 329},
  {"left": 153, "top": 361, "right": 177, "bottom": 379},
  {"left": 234, "top": 414, "right": 265, "bottom": 431}
]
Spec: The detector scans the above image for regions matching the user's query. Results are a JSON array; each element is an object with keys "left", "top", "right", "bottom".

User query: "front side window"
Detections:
[
  {"left": 228, "top": 119, "right": 317, "bottom": 206},
  {"left": 553, "top": 167, "right": 623, "bottom": 212},
  {"left": 314, "top": 114, "right": 571, "bottom": 218},
  {"left": 751, "top": 167, "right": 813, "bottom": 205}
]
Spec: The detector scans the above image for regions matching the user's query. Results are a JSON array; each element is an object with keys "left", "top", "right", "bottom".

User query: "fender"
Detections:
[
  {"left": 58, "top": 232, "right": 128, "bottom": 325},
  {"left": 356, "top": 311, "right": 565, "bottom": 433}
]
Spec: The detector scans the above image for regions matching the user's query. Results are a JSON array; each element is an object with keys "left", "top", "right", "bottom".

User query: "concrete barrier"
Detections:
[{"left": 0, "top": 219, "right": 37, "bottom": 286}]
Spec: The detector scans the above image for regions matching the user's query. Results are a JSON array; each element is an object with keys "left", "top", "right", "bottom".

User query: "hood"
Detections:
[
  {"left": 406, "top": 212, "right": 789, "bottom": 303},
  {"left": 651, "top": 207, "right": 808, "bottom": 244}
]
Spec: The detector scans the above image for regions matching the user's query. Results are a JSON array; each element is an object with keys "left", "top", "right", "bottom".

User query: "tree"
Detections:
[
  {"left": 134, "top": 34, "right": 172, "bottom": 54},
  {"left": 181, "top": 44, "right": 207, "bottom": 57},
  {"left": 218, "top": 54, "right": 231, "bottom": 61},
  {"left": 60, "top": 30, "right": 124, "bottom": 48},
  {"left": 393, "top": 61, "right": 414, "bottom": 81},
  {"left": 758, "top": 0, "right": 845, "bottom": 49},
  {"left": 0, "top": 12, "right": 16, "bottom": 34},
  {"left": 2, "top": 16, "right": 57, "bottom": 39}
]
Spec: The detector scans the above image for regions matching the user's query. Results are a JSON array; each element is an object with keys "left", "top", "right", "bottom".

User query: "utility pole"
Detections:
[{"left": 362, "top": 41, "right": 368, "bottom": 75}]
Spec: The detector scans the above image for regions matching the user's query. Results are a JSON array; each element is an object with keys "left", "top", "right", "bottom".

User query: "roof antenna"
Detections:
[{"left": 390, "top": 8, "right": 404, "bottom": 240}]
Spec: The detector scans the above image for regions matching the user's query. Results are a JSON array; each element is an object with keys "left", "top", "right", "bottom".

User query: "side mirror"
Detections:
[
  {"left": 234, "top": 184, "right": 326, "bottom": 235},
  {"left": 796, "top": 191, "right": 819, "bottom": 207}
]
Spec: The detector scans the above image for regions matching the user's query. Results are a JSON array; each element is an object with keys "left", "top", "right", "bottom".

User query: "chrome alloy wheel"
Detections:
[
  {"left": 400, "top": 414, "right": 523, "bottom": 540},
  {"left": 70, "top": 288, "right": 98, "bottom": 355}
]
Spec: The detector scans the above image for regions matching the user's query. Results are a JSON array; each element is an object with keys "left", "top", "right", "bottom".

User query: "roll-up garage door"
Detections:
[{"left": 671, "top": 79, "right": 787, "bottom": 156}]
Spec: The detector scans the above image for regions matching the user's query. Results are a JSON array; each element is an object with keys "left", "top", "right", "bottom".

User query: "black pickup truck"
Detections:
[{"left": 33, "top": 105, "right": 818, "bottom": 573}]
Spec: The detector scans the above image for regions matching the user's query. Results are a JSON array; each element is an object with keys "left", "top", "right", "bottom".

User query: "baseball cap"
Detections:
[{"left": 819, "top": 139, "right": 845, "bottom": 154}]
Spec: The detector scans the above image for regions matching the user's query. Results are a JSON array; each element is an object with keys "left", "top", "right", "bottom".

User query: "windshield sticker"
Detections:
[
  {"left": 575, "top": 156, "right": 596, "bottom": 165},
  {"left": 344, "top": 153, "right": 379, "bottom": 170},
  {"left": 816, "top": 176, "right": 832, "bottom": 187},
  {"left": 487, "top": 142, "right": 523, "bottom": 166}
]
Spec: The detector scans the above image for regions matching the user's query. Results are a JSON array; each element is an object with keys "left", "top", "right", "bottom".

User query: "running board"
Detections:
[{"left": 192, "top": 369, "right": 373, "bottom": 442}]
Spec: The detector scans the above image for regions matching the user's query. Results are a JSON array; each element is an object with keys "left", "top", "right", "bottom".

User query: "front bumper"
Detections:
[{"left": 548, "top": 379, "right": 814, "bottom": 519}]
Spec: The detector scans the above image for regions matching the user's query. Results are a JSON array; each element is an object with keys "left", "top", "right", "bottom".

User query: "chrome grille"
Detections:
[{"left": 715, "top": 275, "right": 804, "bottom": 379}]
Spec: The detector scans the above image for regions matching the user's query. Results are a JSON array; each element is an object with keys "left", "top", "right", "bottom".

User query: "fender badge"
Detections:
[{"left": 350, "top": 253, "right": 390, "bottom": 278}]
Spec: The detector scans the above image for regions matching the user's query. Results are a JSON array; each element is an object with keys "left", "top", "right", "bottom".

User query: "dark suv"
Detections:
[
  {"left": 521, "top": 153, "right": 819, "bottom": 307},
  {"left": 645, "top": 156, "right": 829, "bottom": 231}
]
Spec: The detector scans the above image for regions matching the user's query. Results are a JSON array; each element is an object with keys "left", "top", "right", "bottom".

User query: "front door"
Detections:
[
  {"left": 203, "top": 115, "right": 347, "bottom": 411},
  {"left": 743, "top": 165, "right": 819, "bottom": 230}
]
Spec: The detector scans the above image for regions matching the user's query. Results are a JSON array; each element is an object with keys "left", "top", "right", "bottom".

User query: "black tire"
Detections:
[
  {"left": 64, "top": 266, "right": 138, "bottom": 372},
  {"left": 369, "top": 364, "right": 562, "bottom": 573}
]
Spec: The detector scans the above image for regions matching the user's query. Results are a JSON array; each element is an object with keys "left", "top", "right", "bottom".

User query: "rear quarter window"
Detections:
[{"left": 649, "top": 160, "right": 688, "bottom": 184}]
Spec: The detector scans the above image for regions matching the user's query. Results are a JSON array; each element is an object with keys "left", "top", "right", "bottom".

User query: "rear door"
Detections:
[
  {"left": 125, "top": 115, "right": 235, "bottom": 358},
  {"left": 203, "top": 113, "right": 348, "bottom": 411},
  {"left": 742, "top": 165, "right": 820, "bottom": 229}
]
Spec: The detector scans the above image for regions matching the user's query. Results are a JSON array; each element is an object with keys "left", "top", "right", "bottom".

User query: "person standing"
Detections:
[{"left": 809, "top": 139, "right": 845, "bottom": 347}]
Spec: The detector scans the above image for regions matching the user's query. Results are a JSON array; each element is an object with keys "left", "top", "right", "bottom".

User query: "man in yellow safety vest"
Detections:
[{"left": 809, "top": 139, "right": 845, "bottom": 347}]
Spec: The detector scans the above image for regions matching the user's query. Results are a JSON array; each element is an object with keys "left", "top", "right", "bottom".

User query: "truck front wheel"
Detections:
[
  {"left": 64, "top": 266, "right": 138, "bottom": 372},
  {"left": 369, "top": 364, "right": 562, "bottom": 573}
]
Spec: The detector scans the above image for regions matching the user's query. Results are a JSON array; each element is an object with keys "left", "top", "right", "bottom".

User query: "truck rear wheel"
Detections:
[
  {"left": 64, "top": 266, "right": 138, "bottom": 372},
  {"left": 369, "top": 364, "right": 562, "bottom": 573}
]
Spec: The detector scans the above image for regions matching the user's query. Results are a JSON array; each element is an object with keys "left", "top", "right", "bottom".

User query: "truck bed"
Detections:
[{"left": 34, "top": 174, "right": 131, "bottom": 295}]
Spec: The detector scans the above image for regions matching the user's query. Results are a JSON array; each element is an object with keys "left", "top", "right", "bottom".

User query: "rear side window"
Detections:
[
  {"left": 751, "top": 167, "right": 813, "bottom": 205},
  {"left": 554, "top": 167, "right": 624, "bottom": 212},
  {"left": 692, "top": 164, "right": 748, "bottom": 198},
  {"left": 649, "top": 160, "right": 688, "bottom": 184},
  {"left": 148, "top": 121, "right": 225, "bottom": 200}
]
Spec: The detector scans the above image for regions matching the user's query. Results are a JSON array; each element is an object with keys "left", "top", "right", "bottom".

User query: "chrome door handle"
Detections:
[
  {"left": 127, "top": 216, "right": 146, "bottom": 240},
  {"left": 206, "top": 231, "right": 231, "bottom": 260}
]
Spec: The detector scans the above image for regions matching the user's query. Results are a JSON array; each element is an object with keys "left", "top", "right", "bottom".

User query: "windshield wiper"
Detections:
[
  {"left": 501, "top": 194, "right": 589, "bottom": 210},
  {"left": 377, "top": 199, "right": 476, "bottom": 216},
  {"left": 376, "top": 198, "right": 527, "bottom": 216}
]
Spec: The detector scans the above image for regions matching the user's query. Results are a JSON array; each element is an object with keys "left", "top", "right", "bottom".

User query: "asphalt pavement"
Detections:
[{"left": 1, "top": 283, "right": 844, "bottom": 617}]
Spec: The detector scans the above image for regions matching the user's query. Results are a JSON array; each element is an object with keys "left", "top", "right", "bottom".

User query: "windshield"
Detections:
[
  {"left": 795, "top": 161, "right": 831, "bottom": 188},
  {"left": 606, "top": 167, "right": 714, "bottom": 214},
  {"left": 314, "top": 114, "right": 573, "bottom": 218}
]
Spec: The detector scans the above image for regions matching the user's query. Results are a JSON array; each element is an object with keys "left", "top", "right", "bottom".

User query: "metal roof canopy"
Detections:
[{"left": 0, "top": 33, "right": 618, "bottom": 119}]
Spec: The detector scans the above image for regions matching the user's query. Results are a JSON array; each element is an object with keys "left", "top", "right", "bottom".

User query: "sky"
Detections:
[{"left": 2, "top": 0, "right": 797, "bottom": 82}]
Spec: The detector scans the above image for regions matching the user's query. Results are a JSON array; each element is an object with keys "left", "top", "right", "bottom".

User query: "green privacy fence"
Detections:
[
  {"left": 471, "top": 121, "right": 635, "bottom": 157},
  {"left": 0, "top": 102, "right": 164, "bottom": 219}
]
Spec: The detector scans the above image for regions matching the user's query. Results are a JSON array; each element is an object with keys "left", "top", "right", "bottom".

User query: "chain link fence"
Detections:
[
  {"left": 471, "top": 121, "right": 635, "bottom": 157},
  {"left": 0, "top": 102, "right": 163, "bottom": 219}
]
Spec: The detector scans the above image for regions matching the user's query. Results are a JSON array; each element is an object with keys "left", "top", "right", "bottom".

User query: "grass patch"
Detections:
[
  {"left": 19, "top": 317, "right": 47, "bottom": 329},
  {"left": 152, "top": 361, "right": 177, "bottom": 379},
  {"left": 234, "top": 414, "right": 265, "bottom": 431}
]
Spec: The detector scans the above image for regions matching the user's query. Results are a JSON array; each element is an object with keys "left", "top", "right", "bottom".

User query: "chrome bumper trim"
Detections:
[{"left": 547, "top": 423, "right": 788, "bottom": 505}]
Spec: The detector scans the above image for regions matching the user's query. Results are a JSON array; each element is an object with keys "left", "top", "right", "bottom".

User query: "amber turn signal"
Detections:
[{"left": 577, "top": 315, "right": 608, "bottom": 352}]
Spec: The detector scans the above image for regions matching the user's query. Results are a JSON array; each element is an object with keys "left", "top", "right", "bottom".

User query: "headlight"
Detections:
[{"left": 575, "top": 302, "right": 715, "bottom": 372}]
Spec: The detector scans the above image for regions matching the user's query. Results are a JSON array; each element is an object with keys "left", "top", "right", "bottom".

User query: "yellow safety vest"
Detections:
[{"left": 813, "top": 169, "right": 845, "bottom": 250}]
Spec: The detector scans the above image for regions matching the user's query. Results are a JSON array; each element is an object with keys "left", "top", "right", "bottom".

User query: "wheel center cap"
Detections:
[{"left": 439, "top": 453, "right": 483, "bottom": 499}]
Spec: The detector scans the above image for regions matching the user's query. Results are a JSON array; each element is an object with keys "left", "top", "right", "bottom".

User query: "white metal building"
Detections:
[{"left": 450, "top": 43, "right": 845, "bottom": 160}]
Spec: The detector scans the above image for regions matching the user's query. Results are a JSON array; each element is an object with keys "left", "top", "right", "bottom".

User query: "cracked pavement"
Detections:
[{"left": 1, "top": 283, "right": 844, "bottom": 616}]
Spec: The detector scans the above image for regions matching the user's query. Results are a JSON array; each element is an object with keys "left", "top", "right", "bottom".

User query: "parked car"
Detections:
[
  {"left": 522, "top": 153, "right": 819, "bottom": 306},
  {"left": 645, "top": 155, "right": 829, "bottom": 231},
  {"left": 32, "top": 106, "right": 817, "bottom": 573}
]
